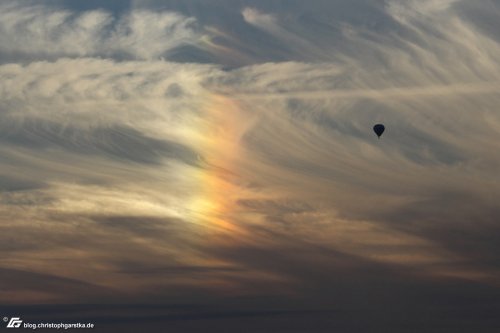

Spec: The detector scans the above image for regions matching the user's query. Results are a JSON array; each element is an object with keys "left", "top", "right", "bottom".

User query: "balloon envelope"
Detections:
[{"left": 373, "top": 124, "right": 385, "bottom": 138}]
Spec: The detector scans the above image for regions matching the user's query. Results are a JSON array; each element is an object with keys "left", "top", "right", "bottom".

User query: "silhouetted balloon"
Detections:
[{"left": 373, "top": 124, "right": 385, "bottom": 138}]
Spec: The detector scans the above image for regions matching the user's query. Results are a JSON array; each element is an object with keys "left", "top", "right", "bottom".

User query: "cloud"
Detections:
[
  {"left": 0, "top": 2, "right": 200, "bottom": 61},
  {"left": 0, "top": 267, "right": 117, "bottom": 304},
  {"left": 387, "top": 0, "right": 460, "bottom": 22},
  {"left": 241, "top": 8, "right": 276, "bottom": 27},
  {"left": 0, "top": 121, "right": 201, "bottom": 165},
  {"left": 1, "top": 1, "right": 500, "bottom": 330},
  {"left": 240, "top": 7, "right": 332, "bottom": 61},
  {"left": 0, "top": 174, "right": 45, "bottom": 192}
]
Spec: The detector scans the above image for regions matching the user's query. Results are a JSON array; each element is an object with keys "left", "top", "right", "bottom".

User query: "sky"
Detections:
[{"left": 1, "top": 0, "right": 500, "bottom": 331}]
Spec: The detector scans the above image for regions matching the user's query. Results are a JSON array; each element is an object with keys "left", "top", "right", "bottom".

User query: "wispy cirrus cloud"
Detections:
[
  {"left": 1, "top": 0, "right": 500, "bottom": 330},
  {"left": 0, "top": 2, "right": 200, "bottom": 61}
]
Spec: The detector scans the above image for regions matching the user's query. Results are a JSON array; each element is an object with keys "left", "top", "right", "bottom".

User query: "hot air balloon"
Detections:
[{"left": 373, "top": 124, "right": 385, "bottom": 138}]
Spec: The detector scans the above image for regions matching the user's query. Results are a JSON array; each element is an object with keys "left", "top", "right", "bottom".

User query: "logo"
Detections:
[{"left": 6, "top": 317, "right": 22, "bottom": 328}]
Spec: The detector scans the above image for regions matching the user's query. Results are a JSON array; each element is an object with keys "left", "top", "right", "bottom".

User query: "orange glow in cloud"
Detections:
[{"left": 186, "top": 94, "right": 254, "bottom": 237}]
